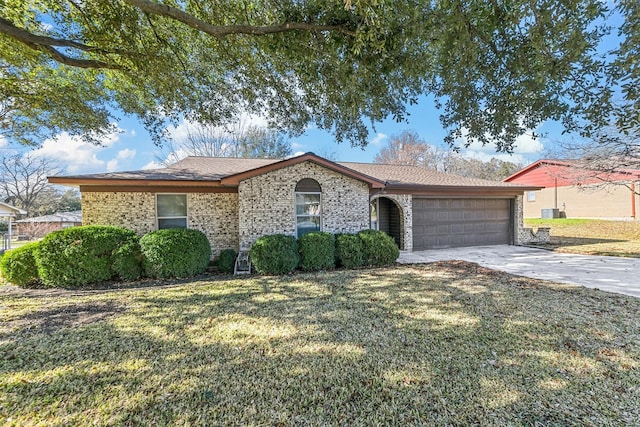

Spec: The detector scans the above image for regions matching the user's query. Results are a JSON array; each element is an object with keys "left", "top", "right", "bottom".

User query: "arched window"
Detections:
[{"left": 295, "top": 179, "right": 321, "bottom": 237}]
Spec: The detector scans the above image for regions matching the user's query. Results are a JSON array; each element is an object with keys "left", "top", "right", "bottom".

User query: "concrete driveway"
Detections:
[{"left": 398, "top": 245, "right": 640, "bottom": 298}]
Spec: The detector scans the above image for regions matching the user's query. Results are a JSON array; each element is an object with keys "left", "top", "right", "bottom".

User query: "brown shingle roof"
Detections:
[
  {"left": 50, "top": 154, "right": 536, "bottom": 192},
  {"left": 53, "top": 157, "right": 280, "bottom": 182},
  {"left": 338, "top": 162, "right": 529, "bottom": 189}
]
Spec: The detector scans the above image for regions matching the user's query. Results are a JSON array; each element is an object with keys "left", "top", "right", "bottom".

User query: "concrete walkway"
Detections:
[{"left": 398, "top": 245, "right": 640, "bottom": 298}]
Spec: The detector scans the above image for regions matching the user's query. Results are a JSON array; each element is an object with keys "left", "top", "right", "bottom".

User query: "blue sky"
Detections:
[{"left": 0, "top": 95, "right": 553, "bottom": 175}]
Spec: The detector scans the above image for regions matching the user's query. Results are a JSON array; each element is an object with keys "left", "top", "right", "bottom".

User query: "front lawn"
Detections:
[
  {"left": 525, "top": 218, "right": 640, "bottom": 257},
  {"left": 1, "top": 264, "right": 639, "bottom": 425}
]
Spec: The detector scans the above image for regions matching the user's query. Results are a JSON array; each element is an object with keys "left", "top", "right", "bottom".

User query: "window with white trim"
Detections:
[
  {"left": 527, "top": 191, "right": 536, "bottom": 202},
  {"left": 295, "top": 179, "right": 321, "bottom": 237},
  {"left": 157, "top": 194, "right": 187, "bottom": 229}
]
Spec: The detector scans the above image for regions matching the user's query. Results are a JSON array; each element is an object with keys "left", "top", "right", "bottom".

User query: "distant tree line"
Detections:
[{"left": 374, "top": 131, "right": 522, "bottom": 181}]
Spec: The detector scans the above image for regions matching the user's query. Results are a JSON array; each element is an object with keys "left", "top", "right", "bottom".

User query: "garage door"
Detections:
[{"left": 412, "top": 198, "right": 512, "bottom": 250}]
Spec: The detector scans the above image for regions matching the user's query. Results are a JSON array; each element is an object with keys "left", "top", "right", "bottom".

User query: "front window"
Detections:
[
  {"left": 157, "top": 194, "right": 187, "bottom": 229},
  {"left": 527, "top": 191, "right": 536, "bottom": 202},
  {"left": 295, "top": 179, "right": 321, "bottom": 237},
  {"left": 296, "top": 193, "right": 321, "bottom": 237}
]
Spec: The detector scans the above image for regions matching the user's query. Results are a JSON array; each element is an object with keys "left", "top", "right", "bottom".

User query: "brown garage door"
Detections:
[{"left": 412, "top": 198, "right": 513, "bottom": 249}]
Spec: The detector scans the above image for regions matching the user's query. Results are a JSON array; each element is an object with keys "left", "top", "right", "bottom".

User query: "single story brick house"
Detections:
[
  {"left": 505, "top": 159, "right": 640, "bottom": 220},
  {"left": 49, "top": 153, "right": 538, "bottom": 256},
  {"left": 14, "top": 210, "right": 83, "bottom": 239}
]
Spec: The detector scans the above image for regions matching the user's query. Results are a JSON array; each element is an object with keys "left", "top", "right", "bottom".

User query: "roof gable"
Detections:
[
  {"left": 0, "top": 202, "right": 27, "bottom": 216},
  {"left": 219, "top": 153, "right": 385, "bottom": 188}
]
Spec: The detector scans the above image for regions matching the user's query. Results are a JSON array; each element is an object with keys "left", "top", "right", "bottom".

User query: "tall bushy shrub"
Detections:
[
  {"left": 215, "top": 248, "right": 237, "bottom": 274},
  {"left": 140, "top": 228, "right": 211, "bottom": 278},
  {"left": 298, "top": 232, "right": 335, "bottom": 271},
  {"left": 336, "top": 233, "right": 364, "bottom": 268},
  {"left": 250, "top": 234, "right": 298, "bottom": 275},
  {"left": 358, "top": 229, "right": 400, "bottom": 267},
  {"left": 35, "top": 226, "right": 142, "bottom": 287},
  {"left": 0, "top": 242, "right": 41, "bottom": 287}
]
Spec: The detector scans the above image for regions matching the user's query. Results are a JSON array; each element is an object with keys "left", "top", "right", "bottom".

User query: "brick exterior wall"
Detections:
[
  {"left": 238, "top": 161, "right": 370, "bottom": 245},
  {"left": 514, "top": 195, "right": 527, "bottom": 245},
  {"left": 82, "top": 192, "right": 239, "bottom": 258},
  {"left": 82, "top": 192, "right": 156, "bottom": 235},
  {"left": 188, "top": 193, "right": 239, "bottom": 256}
]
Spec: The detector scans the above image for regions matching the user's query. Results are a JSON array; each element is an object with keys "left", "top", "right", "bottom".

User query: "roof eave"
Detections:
[
  {"left": 48, "top": 176, "right": 225, "bottom": 187},
  {"left": 383, "top": 183, "right": 542, "bottom": 194}
]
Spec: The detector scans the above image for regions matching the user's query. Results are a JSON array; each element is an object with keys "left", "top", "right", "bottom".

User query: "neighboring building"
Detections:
[
  {"left": 49, "top": 153, "right": 538, "bottom": 256},
  {"left": 0, "top": 201, "right": 27, "bottom": 252},
  {"left": 505, "top": 159, "right": 640, "bottom": 220},
  {"left": 14, "top": 210, "right": 83, "bottom": 239}
]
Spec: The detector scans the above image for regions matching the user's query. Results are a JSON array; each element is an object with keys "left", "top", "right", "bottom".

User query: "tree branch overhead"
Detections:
[{"left": 123, "top": 0, "right": 358, "bottom": 37}]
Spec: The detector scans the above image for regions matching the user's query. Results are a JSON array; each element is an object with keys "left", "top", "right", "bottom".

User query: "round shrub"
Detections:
[
  {"left": 250, "top": 234, "right": 299, "bottom": 275},
  {"left": 35, "top": 226, "right": 142, "bottom": 287},
  {"left": 335, "top": 233, "right": 364, "bottom": 268},
  {"left": 112, "top": 240, "right": 144, "bottom": 281},
  {"left": 358, "top": 229, "right": 400, "bottom": 267},
  {"left": 215, "top": 248, "right": 237, "bottom": 274},
  {"left": 140, "top": 228, "right": 211, "bottom": 278},
  {"left": 0, "top": 242, "right": 41, "bottom": 287},
  {"left": 298, "top": 232, "right": 335, "bottom": 271}
]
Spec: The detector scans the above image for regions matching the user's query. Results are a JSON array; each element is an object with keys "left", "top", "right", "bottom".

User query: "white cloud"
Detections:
[
  {"left": 291, "top": 141, "right": 305, "bottom": 150},
  {"left": 463, "top": 132, "right": 544, "bottom": 155},
  {"left": 456, "top": 123, "right": 545, "bottom": 165},
  {"left": 106, "top": 159, "right": 119, "bottom": 172},
  {"left": 166, "top": 120, "right": 192, "bottom": 143},
  {"left": 141, "top": 160, "right": 164, "bottom": 170},
  {"left": 370, "top": 133, "right": 388, "bottom": 146},
  {"left": 31, "top": 129, "right": 121, "bottom": 173},
  {"left": 0, "top": 135, "right": 7, "bottom": 148},
  {"left": 130, "top": 129, "right": 137, "bottom": 137},
  {"left": 293, "top": 151, "right": 305, "bottom": 157},
  {"left": 117, "top": 148, "right": 136, "bottom": 160}
]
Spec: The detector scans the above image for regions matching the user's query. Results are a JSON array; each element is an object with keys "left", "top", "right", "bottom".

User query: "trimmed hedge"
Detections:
[
  {"left": 298, "top": 232, "right": 335, "bottom": 271},
  {"left": 250, "top": 234, "right": 298, "bottom": 275},
  {"left": 215, "top": 249, "right": 237, "bottom": 274},
  {"left": 0, "top": 242, "right": 41, "bottom": 287},
  {"left": 335, "top": 233, "right": 364, "bottom": 268},
  {"left": 35, "top": 226, "right": 142, "bottom": 287},
  {"left": 358, "top": 229, "right": 400, "bottom": 267},
  {"left": 140, "top": 228, "right": 211, "bottom": 278}
]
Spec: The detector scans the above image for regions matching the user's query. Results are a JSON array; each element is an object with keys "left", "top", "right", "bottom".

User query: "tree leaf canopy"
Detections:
[{"left": 1, "top": 0, "right": 636, "bottom": 150}]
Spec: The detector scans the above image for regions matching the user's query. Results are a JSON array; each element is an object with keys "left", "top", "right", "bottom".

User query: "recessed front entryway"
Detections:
[
  {"left": 412, "top": 198, "right": 513, "bottom": 250},
  {"left": 371, "top": 196, "right": 404, "bottom": 249}
]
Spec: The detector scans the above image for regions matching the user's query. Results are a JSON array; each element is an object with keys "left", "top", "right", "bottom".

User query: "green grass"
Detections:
[
  {"left": 524, "top": 218, "right": 640, "bottom": 257},
  {"left": 1, "top": 264, "right": 639, "bottom": 425}
]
